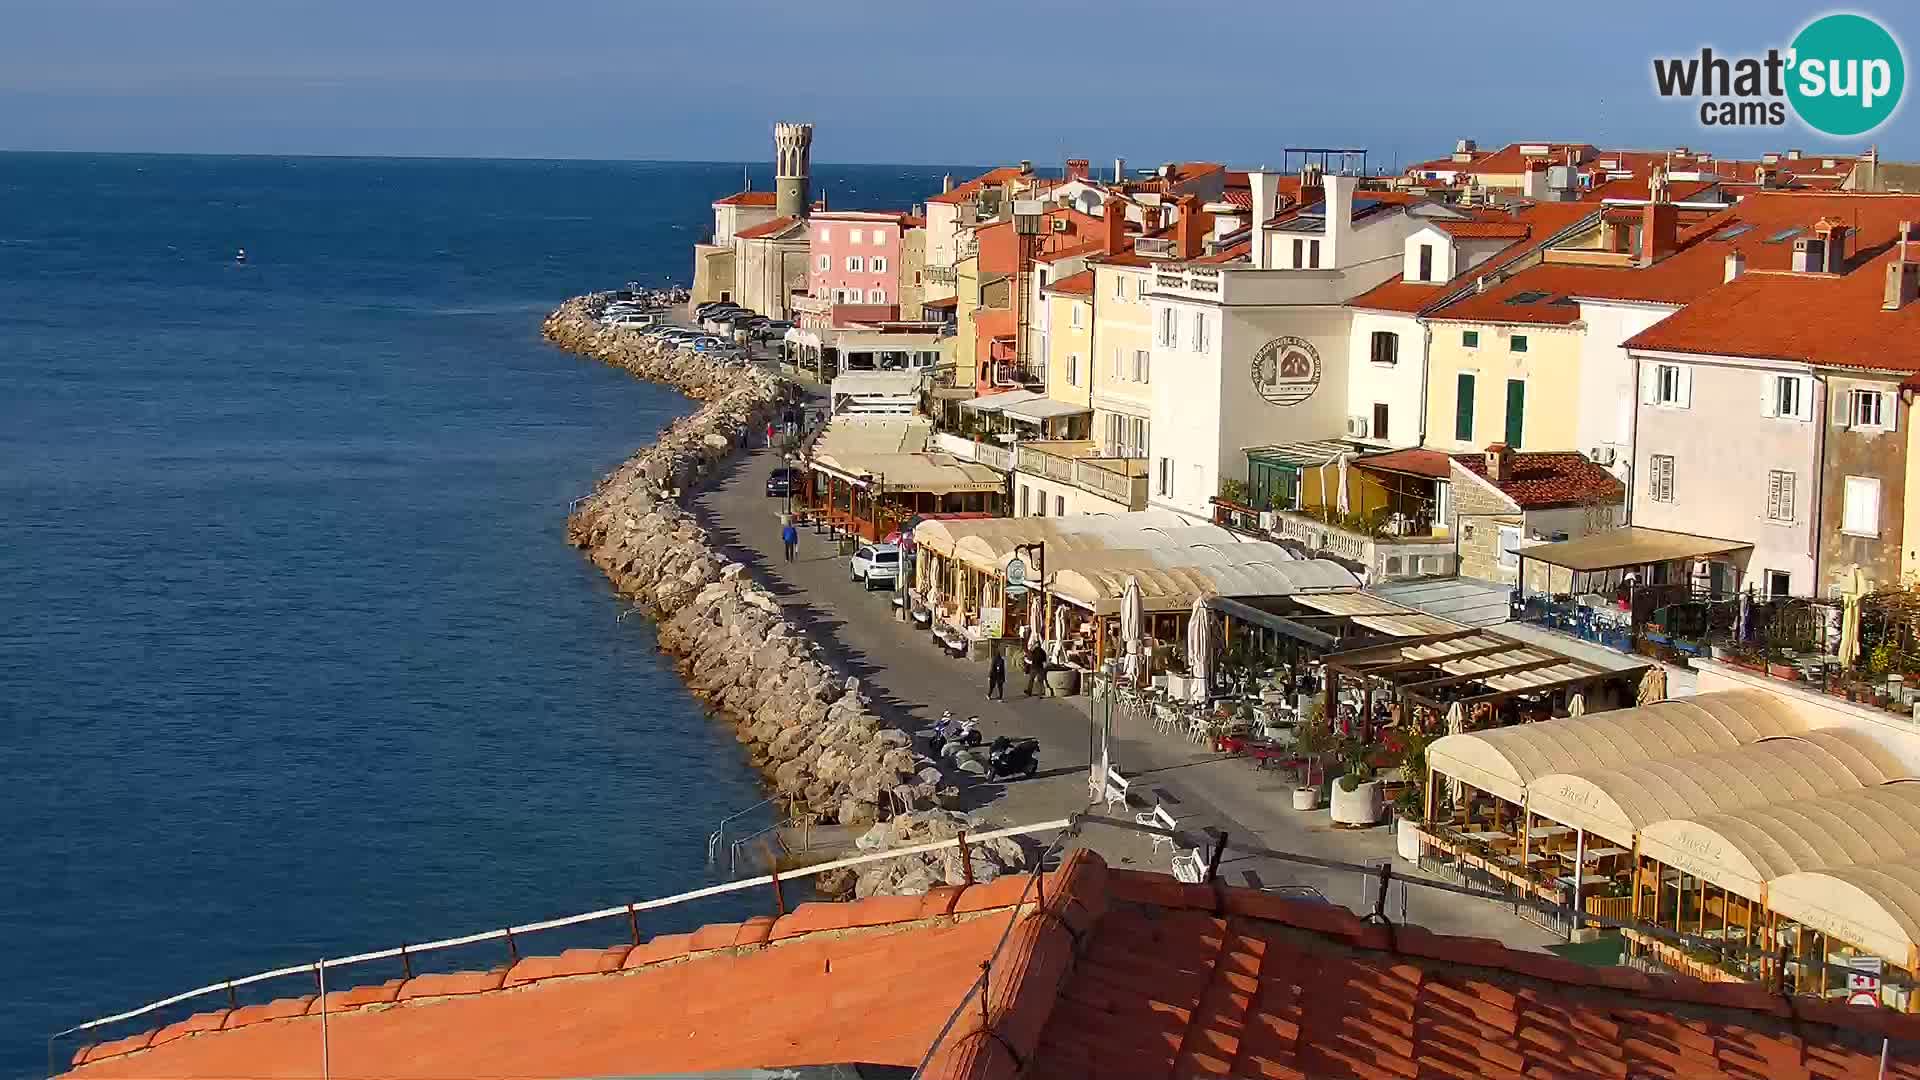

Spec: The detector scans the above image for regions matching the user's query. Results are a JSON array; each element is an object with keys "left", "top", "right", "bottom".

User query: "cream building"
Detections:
[{"left": 1090, "top": 255, "right": 1155, "bottom": 460}]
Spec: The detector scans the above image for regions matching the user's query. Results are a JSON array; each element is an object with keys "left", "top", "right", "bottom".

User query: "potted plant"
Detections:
[
  {"left": 1388, "top": 727, "right": 1434, "bottom": 859},
  {"left": 1291, "top": 702, "right": 1331, "bottom": 811},
  {"left": 1330, "top": 731, "right": 1386, "bottom": 827}
]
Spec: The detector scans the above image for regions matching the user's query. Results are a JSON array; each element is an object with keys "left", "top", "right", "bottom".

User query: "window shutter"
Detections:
[
  {"left": 1782, "top": 471, "right": 1795, "bottom": 520},
  {"left": 1677, "top": 365, "right": 1692, "bottom": 408},
  {"left": 1766, "top": 472, "right": 1781, "bottom": 518},
  {"left": 1797, "top": 377, "right": 1813, "bottom": 421},
  {"left": 1883, "top": 392, "right": 1898, "bottom": 432},
  {"left": 1762, "top": 377, "right": 1779, "bottom": 418},
  {"left": 1505, "top": 379, "right": 1526, "bottom": 448},
  {"left": 1834, "top": 387, "right": 1853, "bottom": 428},
  {"left": 1640, "top": 365, "right": 1659, "bottom": 405},
  {"left": 1455, "top": 373, "right": 1475, "bottom": 442}
]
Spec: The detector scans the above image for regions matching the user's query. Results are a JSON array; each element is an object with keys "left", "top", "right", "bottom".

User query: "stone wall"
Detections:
[{"left": 543, "top": 296, "right": 1026, "bottom": 892}]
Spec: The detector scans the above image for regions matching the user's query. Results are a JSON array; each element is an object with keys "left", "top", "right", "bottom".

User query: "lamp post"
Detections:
[{"left": 784, "top": 452, "right": 796, "bottom": 517}]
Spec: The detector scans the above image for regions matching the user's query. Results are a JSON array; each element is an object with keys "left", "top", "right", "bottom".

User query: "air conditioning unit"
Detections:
[
  {"left": 1050, "top": 218, "right": 1070, "bottom": 233},
  {"left": 1589, "top": 445, "right": 1617, "bottom": 466},
  {"left": 1345, "top": 414, "right": 1371, "bottom": 438}
]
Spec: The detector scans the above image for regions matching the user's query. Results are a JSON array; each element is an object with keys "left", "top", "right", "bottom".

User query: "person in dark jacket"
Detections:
[
  {"left": 987, "top": 647, "right": 1006, "bottom": 700},
  {"left": 781, "top": 521, "right": 798, "bottom": 562},
  {"left": 1023, "top": 641, "right": 1048, "bottom": 696}
]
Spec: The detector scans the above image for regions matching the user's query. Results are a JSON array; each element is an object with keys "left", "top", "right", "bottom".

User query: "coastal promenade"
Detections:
[{"left": 691, "top": 421, "right": 1564, "bottom": 950}]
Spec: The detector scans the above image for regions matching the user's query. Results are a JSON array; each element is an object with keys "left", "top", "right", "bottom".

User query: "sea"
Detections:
[{"left": 0, "top": 153, "right": 959, "bottom": 1077}]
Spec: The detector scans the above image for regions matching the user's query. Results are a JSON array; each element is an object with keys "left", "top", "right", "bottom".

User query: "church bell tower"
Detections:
[{"left": 774, "top": 122, "right": 814, "bottom": 220}]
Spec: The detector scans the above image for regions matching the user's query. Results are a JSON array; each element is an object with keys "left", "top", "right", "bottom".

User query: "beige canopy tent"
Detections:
[
  {"left": 1425, "top": 689, "right": 1809, "bottom": 805},
  {"left": 1766, "top": 860, "right": 1920, "bottom": 973},
  {"left": 912, "top": 511, "right": 1190, "bottom": 563},
  {"left": 1525, "top": 730, "right": 1907, "bottom": 849},
  {"left": 1290, "top": 592, "right": 1463, "bottom": 638},
  {"left": 1638, "top": 780, "right": 1920, "bottom": 903},
  {"left": 1516, "top": 526, "right": 1753, "bottom": 572},
  {"left": 1047, "top": 558, "right": 1356, "bottom": 616}
]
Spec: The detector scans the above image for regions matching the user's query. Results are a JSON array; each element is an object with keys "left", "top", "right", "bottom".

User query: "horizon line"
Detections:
[{"left": 0, "top": 146, "right": 997, "bottom": 169}]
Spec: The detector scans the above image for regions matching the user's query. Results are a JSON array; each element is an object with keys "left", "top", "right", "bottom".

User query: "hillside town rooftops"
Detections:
[{"left": 926, "top": 165, "right": 1029, "bottom": 206}]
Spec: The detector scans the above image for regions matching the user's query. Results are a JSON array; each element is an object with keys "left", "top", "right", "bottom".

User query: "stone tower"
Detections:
[{"left": 774, "top": 122, "right": 814, "bottom": 220}]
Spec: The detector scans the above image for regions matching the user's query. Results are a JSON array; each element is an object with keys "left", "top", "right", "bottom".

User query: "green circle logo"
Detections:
[{"left": 1788, "top": 13, "right": 1905, "bottom": 136}]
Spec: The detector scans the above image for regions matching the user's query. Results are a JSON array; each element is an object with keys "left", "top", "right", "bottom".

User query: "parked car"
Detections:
[
  {"left": 601, "top": 311, "right": 661, "bottom": 328},
  {"left": 765, "top": 467, "right": 796, "bottom": 497},
  {"left": 850, "top": 543, "right": 901, "bottom": 590}
]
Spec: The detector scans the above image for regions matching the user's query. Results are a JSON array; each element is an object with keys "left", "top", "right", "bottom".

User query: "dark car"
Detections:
[{"left": 765, "top": 467, "right": 797, "bottom": 497}]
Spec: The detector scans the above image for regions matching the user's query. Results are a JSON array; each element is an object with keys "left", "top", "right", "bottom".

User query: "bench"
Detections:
[
  {"left": 1171, "top": 846, "right": 1207, "bottom": 884},
  {"left": 1139, "top": 803, "right": 1182, "bottom": 855}
]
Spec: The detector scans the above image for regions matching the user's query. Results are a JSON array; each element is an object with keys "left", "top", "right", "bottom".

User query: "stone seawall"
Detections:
[{"left": 543, "top": 296, "right": 1025, "bottom": 895}]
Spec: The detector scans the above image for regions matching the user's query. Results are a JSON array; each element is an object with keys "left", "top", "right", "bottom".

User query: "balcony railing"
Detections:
[
  {"left": 1015, "top": 443, "right": 1147, "bottom": 508},
  {"left": 925, "top": 265, "right": 958, "bottom": 286}
]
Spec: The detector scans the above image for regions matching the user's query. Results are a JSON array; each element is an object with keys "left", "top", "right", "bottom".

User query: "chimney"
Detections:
[
  {"left": 1113, "top": 158, "right": 1126, "bottom": 183},
  {"left": 1102, "top": 197, "right": 1126, "bottom": 254},
  {"left": 1886, "top": 221, "right": 1919, "bottom": 310},
  {"left": 1522, "top": 163, "right": 1545, "bottom": 199},
  {"left": 1484, "top": 442, "right": 1513, "bottom": 483},
  {"left": 1638, "top": 201, "right": 1678, "bottom": 265},
  {"left": 942, "top": 174, "right": 953, "bottom": 193},
  {"left": 1066, "top": 158, "right": 1090, "bottom": 182},
  {"left": 1247, "top": 171, "right": 1279, "bottom": 268},
  {"left": 1725, "top": 250, "right": 1747, "bottom": 282},
  {"left": 1788, "top": 148, "right": 1803, "bottom": 161},
  {"left": 1322, "top": 173, "right": 1357, "bottom": 268},
  {"left": 1299, "top": 163, "right": 1325, "bottom": 208},
  {"left": 1019, "top": 160, "right": 1034, "bottom": 175},
  {"left": 1174, "top": 195, "right": 1206, "bottom": 260},
  {"left": 1815, "top": 217, "right": 1850, "bottom": 271}
]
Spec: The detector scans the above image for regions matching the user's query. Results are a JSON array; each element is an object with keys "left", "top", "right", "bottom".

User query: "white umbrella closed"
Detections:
[
  {"left": 1567, "top": 692, "right": 1587, "bottom": 718},
  {"left": 1121, "top": 575, "right": 1145, "bottom": 685},
  {"left": 1444, "top": 701, "right": 1466, "bottom": 806},
  {"left": 1839, "top": 566, "right": 1867, "bottom": 670},
  {"left": 1336, "top": 454, "right": 1352, "bottom": 516},
  {"left": 1186, "top": 596, "right": 1212, "bottom": 703}
]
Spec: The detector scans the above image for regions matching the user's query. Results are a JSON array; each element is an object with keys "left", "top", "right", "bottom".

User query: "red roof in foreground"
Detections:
[
  {"left": 1356, "top": 447, "right": 1454, "bottom": 479},
  {"left": 713, "top": 190, "right": 778, "bottom": 207},
  {"left": 1455, "top": 450, "right": 1626, "bottom": 509},
  {"left": 1044, "top": 269, "right": 1095, "bottom": 296},
  {"left": 62, "top": 850, "right": 1920, "bottom": 1080},
  {"left": 732, "top": 214, "right": 802, "bottom": 240}
]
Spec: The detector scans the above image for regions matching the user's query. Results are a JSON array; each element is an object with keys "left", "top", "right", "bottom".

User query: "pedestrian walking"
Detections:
[
  {"left": 737, "top": 422, "right": 749, "bottom": 451},
  {"left": 765, "top": 420, "right": 776, "bottom": 447},
  {"left": 987, "top": 647, "right": 1006, "bottom": 700},
  {"left": 781, "top": 521, "right": 798, "bottom": 562},
  {"left": 1023, "top": 640, "right": 1048, "bottom": 697}
]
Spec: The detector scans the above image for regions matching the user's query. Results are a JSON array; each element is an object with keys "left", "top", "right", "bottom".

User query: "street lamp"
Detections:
[{"left": 784, "top": 451, "right": 796, "bottom": 517}]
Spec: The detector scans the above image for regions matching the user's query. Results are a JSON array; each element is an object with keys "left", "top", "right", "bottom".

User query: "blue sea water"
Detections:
[{"left": 0, "top": 153, "right": 957, "bottom": 1077}]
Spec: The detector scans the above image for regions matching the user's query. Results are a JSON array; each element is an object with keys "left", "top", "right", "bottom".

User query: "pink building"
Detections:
[{"left": 808, "top": 211, "right": 916, "bottom": 311}]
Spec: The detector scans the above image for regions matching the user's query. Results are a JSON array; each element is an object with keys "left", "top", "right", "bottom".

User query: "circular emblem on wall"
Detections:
[{"left": 1250, "top": 336, "right": 1322, "bottom": 407}]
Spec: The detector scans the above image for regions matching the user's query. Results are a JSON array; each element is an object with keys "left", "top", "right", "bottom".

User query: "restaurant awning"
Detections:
[
  {"left": 1425, "top": 689, "right": 1809, "bottom": 805},
  {"left": 813, "top": 452, "right": 1005, "bottom": 494},
  {"left": 957, "top": 389, "right": 1045, "bottom": 414},
  {"left": 1516, "top": 526, "right": 1753, "bottom": 572},
  {"left": 1243, "top": 439, "right": 1355, "bottom": 467},
  {"left": 1289, "top": 592, "right": 1466, "bottom": 638},
  {"left": 911, "top": 510, "right": 1191, "bottom": 558},
  {"left": 1001, "top": 397, "right": 1092, "bottom": 423},
  {"left": 1524, "top": 730, "right": 1906, "bottom": 849},
  {"left": 1049, "top": 558, "right": 1358, "bottom": 616},
  {"left": 1639, "top": 779, "right": 1920, "bottom": 902},
  {"left": 1767, "top": 861, "right": 1920, "bottom": 971}
]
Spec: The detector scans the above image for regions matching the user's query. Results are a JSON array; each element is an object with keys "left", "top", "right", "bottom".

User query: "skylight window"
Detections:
[
  {"left": 1765, "top": 226, "right": 1807, "bottom": 244},
  {"left": 1549, "top": 296, "right": 1578, "bottom": 306},
  {"left": 1504, "top": 290, "right": 1551, "bottom": 305},
  {"left": 1714, "top": 224, "right": 1755, "bottom": 241}
]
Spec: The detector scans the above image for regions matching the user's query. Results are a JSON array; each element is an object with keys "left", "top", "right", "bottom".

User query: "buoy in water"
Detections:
[{"left": 235, "top": 248, "right": 248, "bottom": 264}]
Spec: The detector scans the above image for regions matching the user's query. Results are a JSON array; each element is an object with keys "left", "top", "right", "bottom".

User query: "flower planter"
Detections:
[
  {"left": 1292, "top": 786, "right": 1320, "bottom": 811},
  {"left": 1767, "top": 663, "right": 1802, "bottom": 681},
  {"left": 1395, "top": 815, "right": 1423, "bottom": 862},
  {"left": 1045, "top": 668, "right": 1081, "bottom": 696},
  {"left": 1330, "top": 779, "right": 1385, "bottom": 826}
]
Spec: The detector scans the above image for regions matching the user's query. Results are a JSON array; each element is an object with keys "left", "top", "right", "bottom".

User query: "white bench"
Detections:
[
  {"left": 1139, "top": 803, "right": 1181, "bottom": 854},
  {"left": 1100, "top": 767, "right": 1132, "bottom": 815},
  {"left": 1171, "top": 846, "right": 1207, "bottom": 884}
]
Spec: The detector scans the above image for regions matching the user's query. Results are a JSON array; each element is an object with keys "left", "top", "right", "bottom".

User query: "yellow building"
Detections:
[
  {"left": 1038, "top": 270, "right": 1095, "bottom": 438},
  {"left": 1422, "top": 318, "right": 1585, "bottom": 454},
  {"left": 1088, "top": 254, "right": 1155, "bottom": 459}
]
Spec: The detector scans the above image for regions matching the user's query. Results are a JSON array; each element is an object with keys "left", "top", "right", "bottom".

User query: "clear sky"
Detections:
[{"left": 1, "top": 0, "right": 1913, "bottom": 165}]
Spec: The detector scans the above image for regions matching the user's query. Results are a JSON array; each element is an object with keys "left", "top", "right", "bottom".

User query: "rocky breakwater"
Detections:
[{"left": 543, "top": 295, "right": 1029, "bottom": 893}]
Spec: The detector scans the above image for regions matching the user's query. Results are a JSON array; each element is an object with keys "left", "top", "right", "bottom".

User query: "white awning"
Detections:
[
  {"left": 1002, "top": 398, "right": 1093, "bottom": 423},
  {"left": 957, "top": 389, "right": 1044, "bottom": 414}
]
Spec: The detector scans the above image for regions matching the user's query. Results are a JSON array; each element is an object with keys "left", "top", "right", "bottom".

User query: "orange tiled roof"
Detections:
[
  {"left": 733, "top": 215, "right": 803, "bottom": 241},
  {"left": 1455, "top": 450, "right": 1625, "bottom": 509},
  {"left": 1625, "top": 254, "right": 1920, "bottom": 370},
  {"left": 1356, "top": 447, "right": 1454, "bottom": 479},
  {"left": 1044, "top": 269, "right": 1094, "bottom": 296},
  {"left": 927, "top": 166, "right": 1028, "bottom": 206},
  {"left": 1035, "top": 237, "right": 1105, "bottom": 264},
  {"left": 713, "top": 190, "right": 778, "bottom": 207},
  {"left": 1347, "top": 202, "right": 1602, "bottom": 315},
  {"left": 1435, "top": 220, "right": 1532, "bottom": 239},
  {"left": 1582, "top": 176, "right": 1720, "bottom": 203},
  {"left": 1428, "top": 192, "right": 1920, "bottom": 325},
  {"left": 63, "top": 849, "right": 1920, "bottom": 1080}
]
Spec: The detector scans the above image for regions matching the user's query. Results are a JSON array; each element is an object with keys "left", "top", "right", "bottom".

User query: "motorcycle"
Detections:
[
  {"left": 927, "top": 711, "right": 982, "bottom": 757},
  {"left": 987, "top": 736, "right": 1041, "bottom": 780}
]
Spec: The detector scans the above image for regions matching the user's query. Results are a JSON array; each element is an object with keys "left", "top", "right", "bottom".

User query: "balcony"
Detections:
[
  {"left": 1211, "top": 497, "right": 1454, "bottom": 582},
  {"left": 1150, "top": 264, "right": 1346, "bottom": 306},
  {"left": 925, "top": 265, "right": 958, "bottom": 286},
  {"left": 1014, "top": 441, "right": 1148, "bottom": 510}
]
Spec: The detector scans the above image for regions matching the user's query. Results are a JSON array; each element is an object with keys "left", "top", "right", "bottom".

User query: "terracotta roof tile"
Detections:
[
  {"left": 622, "top": 931, "right": 692, "bottom": 967},
  {"left": 1453, "top": 450, "right": 1624, "bottom": 510},
  {"left": 732, "top": 214, "right": 803, "bottom": 241},
  {"left": 1354, "top": 448, "right": 1453, "bottom": 479},
  {"left": 146, "top": 1010, "right": 230, "bottom": 1050},
  {"left": 1435, "top": 220, "right": 1532, "bottom": 239},
  {"left": 687, "top": 921, "right": 744, "bottom": 953},
  {"left": 713, "top": 190, "right": 778, "bottom": 207},
  {"left": 62, "top": 850, "right": 1920, "bottom": 1080},
  {"left": 504, "top": 945, "right": 631, "bottom": 986},
  {"left": 1044, "top": 270, "right": 1095, "bottom": 296},
  {"left": 927, "top": 166, "right": 1028, "bottom": 206},
  {"left": 395, "top": 969, "right": 504, "bottom": 1001},
  {"left": 223, "top": 995, "right": 314, "bottom": 1031}
]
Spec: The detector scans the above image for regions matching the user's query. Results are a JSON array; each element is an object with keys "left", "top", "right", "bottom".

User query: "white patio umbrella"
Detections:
[
  {"left": 1635, "top": 665, "right": 1668, "bottom": 705},
  {"left": 1336, "top": 454, "right": 1352, "bottom": 516},
  {"left": 1121, "top": 575, "right": 1145, "bottom": 684},
  {"left": 1567, "top": 692, "right": 1587, "bottom": 718},
  {"left": 1186, "top": 595, "right": 1212, "bottom": 702},
  {"left": 1444, "top": 701, "right": 1466, "bottom": 805},
  {"left": 1838, "top": 566, "right": 1867, "bottom": 670}
]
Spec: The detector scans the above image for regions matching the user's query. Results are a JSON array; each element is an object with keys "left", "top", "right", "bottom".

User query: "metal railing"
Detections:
[{"left": 51, "top": 818, "right": 1075, "bottom": 1061}]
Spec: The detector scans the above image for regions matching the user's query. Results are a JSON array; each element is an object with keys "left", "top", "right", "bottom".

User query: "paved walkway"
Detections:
[{"left": 690, "top": 433, "right": 1561, "bottom": 949}]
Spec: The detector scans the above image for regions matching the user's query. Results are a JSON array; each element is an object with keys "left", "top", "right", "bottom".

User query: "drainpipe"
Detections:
[
  {"left": 1811, "top": 372, "right": 1829, "bottom": 586},
  {"left": 1625, "top": 354, "right": 1641, "bottom": 527},
  {"left": 1415, "top": 319, "right": 1434, "bottom": 447}
]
